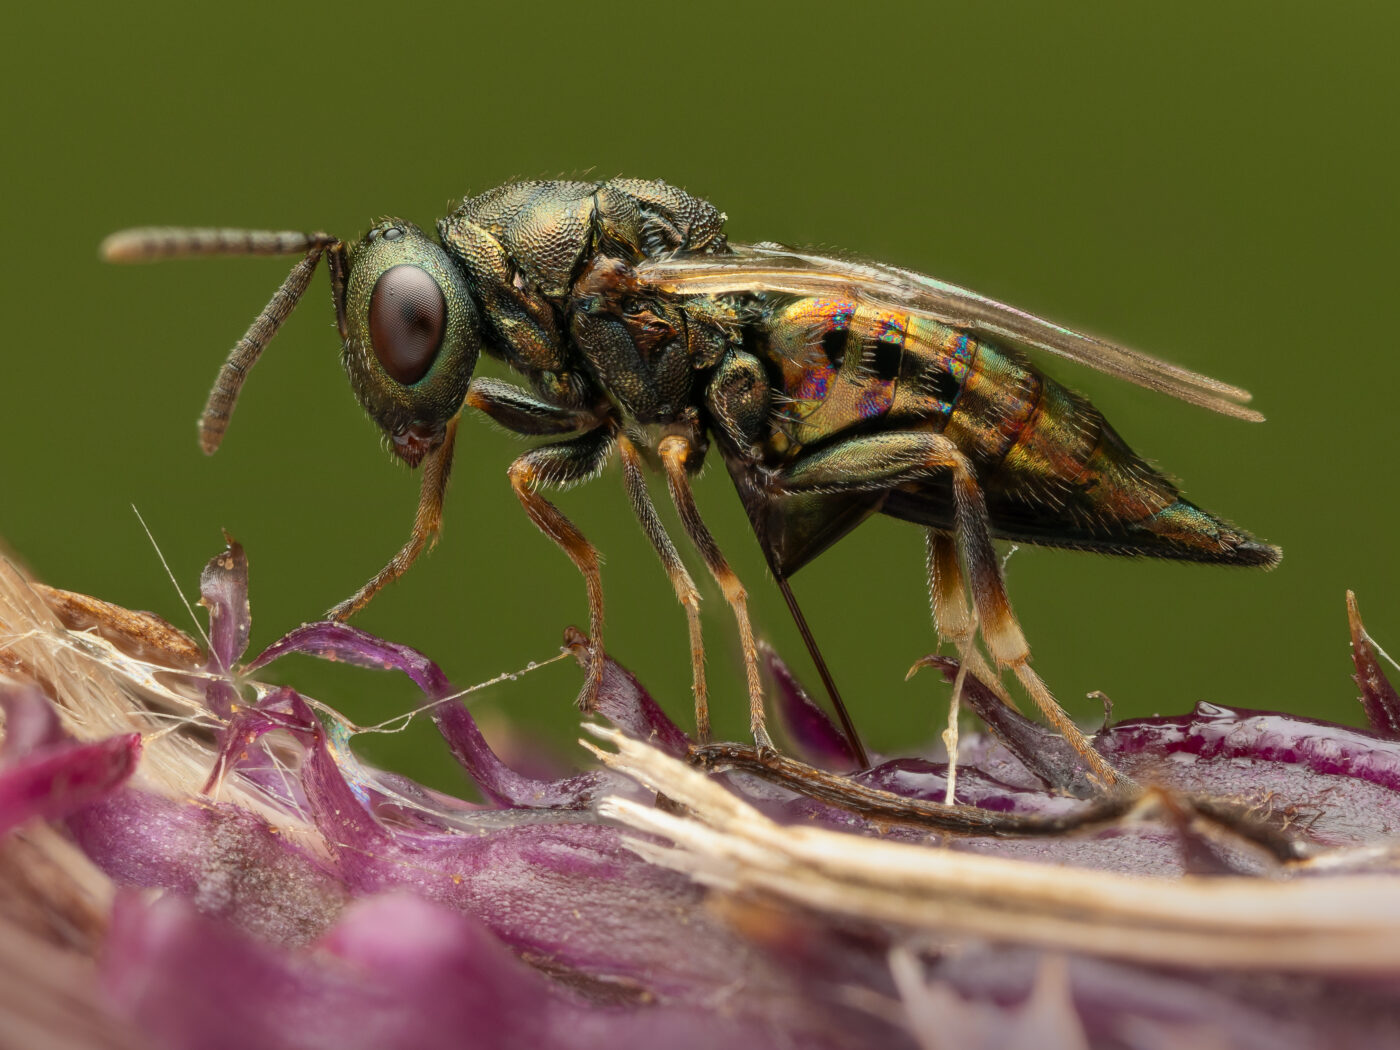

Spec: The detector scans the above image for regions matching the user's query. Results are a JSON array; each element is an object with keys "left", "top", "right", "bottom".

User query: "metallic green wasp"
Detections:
[{"left": 103, "top": 179, "right": 1278, "bottom": 788}]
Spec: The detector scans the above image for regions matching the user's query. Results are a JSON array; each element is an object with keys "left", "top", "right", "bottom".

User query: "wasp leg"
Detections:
[
  {"left": 927, "top": 530, "right": 968, "bottom": 801},
  {"left": 329, "top": 418, "right": 459, "bottom": 621},
  {"left": 507, "top": 429, "right": 615, "bottom": 713},
  {"left": 658, "top": 434, "right": 771, "bottom": 751},
  {"left": 925, "top": 530, "right": 1011, "bottom": 803},
  {"left": 617, "top": 432, "right": 709, "bottom": 741},
  {"left": 464, "top": 379, "right": 617, "bottom": 711},
  {"left": 465, "top": 377, "right": 601, "bottom": 436},
  {"left": 923, "top": 532, "right": 1019, "bottom": 707},
  {"left": 773, "top": 432, "right": 1120, "bottom": 790}
]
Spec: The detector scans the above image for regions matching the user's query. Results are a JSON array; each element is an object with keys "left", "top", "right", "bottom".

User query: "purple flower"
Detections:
[{"left": 3, "top": 542, "right": 1400, "bottom": 1048}]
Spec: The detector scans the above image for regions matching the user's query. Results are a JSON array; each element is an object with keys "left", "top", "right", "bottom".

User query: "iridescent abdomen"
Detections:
[
  {"left": 967, "top": 367, "right": 1274, "bottom": 564},
  {"left": 761, "top": 296, "right": 976, "bottom": 458},
  {"left": 761, "top": 296, "right": 1275, "bottom": 565}
]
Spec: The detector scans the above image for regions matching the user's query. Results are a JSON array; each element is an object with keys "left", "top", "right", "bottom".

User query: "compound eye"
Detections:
[{"left": 368, "top": 265, "right": 447, "bottom": 385}]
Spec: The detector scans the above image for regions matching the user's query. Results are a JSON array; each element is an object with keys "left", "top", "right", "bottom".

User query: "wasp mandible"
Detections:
[{"left": 103, "top": 179, "right": 1279, "bottom": 787}]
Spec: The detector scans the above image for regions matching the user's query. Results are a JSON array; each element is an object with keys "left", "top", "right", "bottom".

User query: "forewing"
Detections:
[{"left": 638, "top": 245, "right": 1263, "bottom": 421}]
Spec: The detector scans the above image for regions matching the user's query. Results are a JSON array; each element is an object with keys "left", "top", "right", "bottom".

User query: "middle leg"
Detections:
[
  {"left": 658, "top": 434, "right": 772, "bottom": 750},
  {"left": 463, "top": 379, "right": 617, "bottom": 712}
]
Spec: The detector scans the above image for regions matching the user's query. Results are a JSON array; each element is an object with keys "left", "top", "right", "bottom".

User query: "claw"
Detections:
[
  {"left": 905, "top": 653, "right": 940, "bottom": 682},
  {"left": 562, "top": 625, "right": 604, "bottom": 712}
]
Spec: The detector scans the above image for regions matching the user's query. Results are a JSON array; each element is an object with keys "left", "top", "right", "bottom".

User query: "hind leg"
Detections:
[
  {"left": 773, "top": 431, "right": 1120, "bottom": 790},
  {"left": 924, "top": 531, "right": 978, "bottom": 802}
]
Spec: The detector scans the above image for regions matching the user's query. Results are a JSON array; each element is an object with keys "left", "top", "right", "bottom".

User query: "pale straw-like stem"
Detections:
[{"left": 586, "top": 724, "right": 1400, "bottom": 974}]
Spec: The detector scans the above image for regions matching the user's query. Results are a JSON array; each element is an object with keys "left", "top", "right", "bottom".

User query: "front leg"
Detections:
[
  {"left": 507, "top": 429, "right": 615, "bottom": 713},
  {"left": 328, "top": 418, "right": 459, "bottom": 621}
]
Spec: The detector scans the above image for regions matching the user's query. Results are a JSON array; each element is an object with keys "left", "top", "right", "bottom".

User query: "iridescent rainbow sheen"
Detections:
[{"left": 756, "top": 294, "right": 1272, "bottom": 565}]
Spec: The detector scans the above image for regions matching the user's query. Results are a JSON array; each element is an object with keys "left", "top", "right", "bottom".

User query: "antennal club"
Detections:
[{"left": 102, "top": 227, "right": 343, "bottom": 454}]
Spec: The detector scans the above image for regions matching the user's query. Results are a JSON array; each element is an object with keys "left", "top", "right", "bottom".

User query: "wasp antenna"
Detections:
[
  {"left": 198, "top": 243, "right": 339, "bottom": 455},
  {"left": 101, "top": 227, "right": 337, "bottom": 263}
]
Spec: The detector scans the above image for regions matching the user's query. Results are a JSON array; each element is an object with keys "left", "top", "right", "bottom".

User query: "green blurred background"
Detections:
[{"left": 4, "top": 3, "right": 1396, "bottom": 792}]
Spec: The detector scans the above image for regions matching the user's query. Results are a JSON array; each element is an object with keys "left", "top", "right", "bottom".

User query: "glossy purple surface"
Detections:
[{"left": 7, "top": 542, "right": 1400, "bottom": 1047}]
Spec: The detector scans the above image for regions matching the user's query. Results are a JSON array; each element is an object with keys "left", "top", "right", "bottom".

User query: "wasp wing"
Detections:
[{"left": 638, "top": 245, "right": 1263, "bottom": 422}]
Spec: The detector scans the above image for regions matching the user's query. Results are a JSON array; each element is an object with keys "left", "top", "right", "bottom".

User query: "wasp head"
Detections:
[{"left": 340, "top": 220, "right": 482, "bottom": 466}]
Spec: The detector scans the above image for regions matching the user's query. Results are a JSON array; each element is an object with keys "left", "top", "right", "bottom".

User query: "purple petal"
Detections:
[
  {"left": 104, "top": 892, "right": 331, "bottom": 1050},
  {"left": 853, "top": 757, "right": 1082, "bottom": 816},
  {"left": 765, "top": 646, "right": 858, "bottom": 771},
  {"left": 251, "top": 622, "right": 604, "bottom": 808},
  {"left": 775, "top": 757, "right": 1091, "bottom": 844},
  {"left": 272, "top": 704, "right": 863, "bottom": 1027},
  {"left": 1102, "top": 702, "right": 1400, "bottom": 791},
  {"left": 1098, "top": 702, "right": 1400, "bottom": 848},
  {"left": 28, "top": 538, "right": 1400, "bottom": 1050},
  {"left": 1348, "top": 591, "right": 1400, "bottom": 738},
  {"left": 202, "top": 686, "right": 319, "bottom": 796},
  {"left": 198, "top": 535, "right": 251, "bottom": 672},
  {"left": 566, "top": 629, "right": 689, "bottom": 757},
  {"left": 915, "top": 655, "right": 1099, "bottom": 797},
  {"left": 911, "top": 946, "right": 1383, "bottom": 1050},
  {"left": 102, "top": 891, "right": 872, "bottom": 1050},
  {"left": 249, "top": 621, "right": 451, "bottom": 692},
  {"left": 68, "top": 788, "right": 350, "bottom": 943},
  {"left": 0, "top": 685, "right": 65, "bottom": 760},
  {"left": 0, "top": 729, "right": 141, "bottom": 836}
]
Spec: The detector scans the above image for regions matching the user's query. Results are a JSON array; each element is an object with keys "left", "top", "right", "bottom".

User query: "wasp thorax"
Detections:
[{"left": 341, "top": 220, "right": 482, "bottom": 458}]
